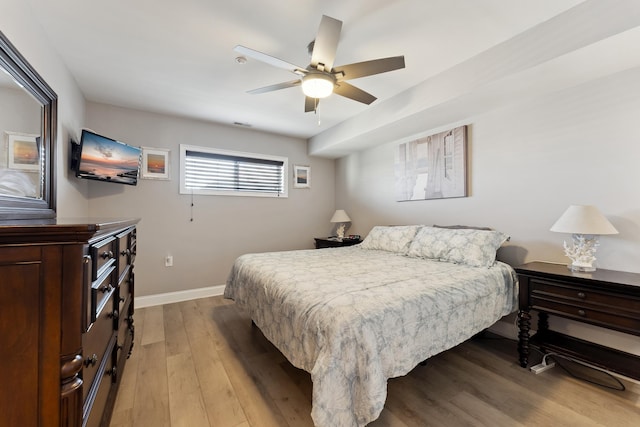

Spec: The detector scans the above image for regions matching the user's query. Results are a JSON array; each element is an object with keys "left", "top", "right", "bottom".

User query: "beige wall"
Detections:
[
  {"left": 335, "top": 67, "right": 640, "bottom": 355},
  {"left": 85, "top": 102, "right": 335, "bottom": 297}
]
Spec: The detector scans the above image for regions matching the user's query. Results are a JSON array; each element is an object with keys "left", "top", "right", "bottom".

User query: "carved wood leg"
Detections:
[
  {"left": 517, "top": 310, "right": 531, "bottom": 368},
  {"left": 60, "top": 353, "right": 83, "bottom": 427}
]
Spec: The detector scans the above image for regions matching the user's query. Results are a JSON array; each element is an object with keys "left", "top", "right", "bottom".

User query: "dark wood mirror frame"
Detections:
[{"left": 0, "top": 30, "right": 57, "bottom": 220}]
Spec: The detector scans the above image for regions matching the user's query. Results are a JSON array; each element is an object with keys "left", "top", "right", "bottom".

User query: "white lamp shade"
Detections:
[
  {"left": 550, "top": 205, "right": 618, "bottom": 235},
  {"left": 330, "top": 209, "right": 351, "bottom": 223}
]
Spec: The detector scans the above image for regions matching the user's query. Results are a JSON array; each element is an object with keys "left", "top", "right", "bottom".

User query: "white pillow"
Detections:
[
  {"left": 406, "top": 226, "right": 509, "bottom": 267},
  {"left": 359, "top": 225, "right": 422, "bottom": 254}
]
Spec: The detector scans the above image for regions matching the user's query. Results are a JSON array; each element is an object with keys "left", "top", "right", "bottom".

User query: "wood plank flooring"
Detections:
[{"left": 109, "top": 296, "right": 640, "bottom": 427}]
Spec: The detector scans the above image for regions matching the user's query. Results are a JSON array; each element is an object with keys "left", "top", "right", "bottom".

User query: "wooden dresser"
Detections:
[
  {"left": 0, "top": 218, "right": 139, "bottom": 427},
  {"left": 516, "top": 261, "right": 640, "bottom": 380}
]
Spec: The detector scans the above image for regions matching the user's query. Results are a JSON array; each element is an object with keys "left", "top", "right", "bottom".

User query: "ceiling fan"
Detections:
[{"left": 234, "top": 15, "right": 405, "bottom": 113}]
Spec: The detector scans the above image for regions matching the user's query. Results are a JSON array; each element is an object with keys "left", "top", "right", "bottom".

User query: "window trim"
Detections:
[{"left": 179, "top": 144, "right": 288, "bottom": 198}]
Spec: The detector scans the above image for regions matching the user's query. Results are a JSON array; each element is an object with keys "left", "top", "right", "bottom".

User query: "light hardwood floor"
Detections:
[{"left": 109, "top": 296, "right": 640, "bottom": 427}]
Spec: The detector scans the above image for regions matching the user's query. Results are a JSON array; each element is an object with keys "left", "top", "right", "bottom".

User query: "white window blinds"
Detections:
[{"left": 180, "top": 145, "right": 288, "bottom": 197}]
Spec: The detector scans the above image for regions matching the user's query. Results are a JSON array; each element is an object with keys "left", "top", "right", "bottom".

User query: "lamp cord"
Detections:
[{"left": 537, "top": 350, "right": 625, "bottom": 391}]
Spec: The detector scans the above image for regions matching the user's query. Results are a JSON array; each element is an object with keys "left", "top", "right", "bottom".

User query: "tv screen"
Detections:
[{"left": 75, "top": 129, "right": 141, "bottom": 185}]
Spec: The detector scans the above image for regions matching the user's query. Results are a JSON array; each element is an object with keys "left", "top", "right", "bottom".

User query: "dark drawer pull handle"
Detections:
[
  {"left": 577, "top": 292, "right": 586, "bottom": 299},
  {"left": 84, "top": 354, "right": 98, "bottom": 367},
  {"left": 101, "top": 250, "right": 114, "bottom": 260},
  {"left": 100, "top": 283, "right": 113, "bottom": 294},
  {"left": 120, "top": 248, "right": 131, "bottom": 256},
  {"left": 109, "top": 309, "right": 119, "bottom": 322},
  {"left": 578, "top": 309, "right": 586, "bottom": 317}
]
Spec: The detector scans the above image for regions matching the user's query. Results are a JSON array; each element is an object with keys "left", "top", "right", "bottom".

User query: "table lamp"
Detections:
[
  {"left": 330, "top": 209, "right": 351, "bottom": 240},
  {"left": 550, "top": 205, "right": 618, "bottom": 272}
]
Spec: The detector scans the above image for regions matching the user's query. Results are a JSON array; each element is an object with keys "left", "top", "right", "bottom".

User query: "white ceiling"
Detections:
[{"left": 23, "top": 0, "right": 593, "bottom": 143}]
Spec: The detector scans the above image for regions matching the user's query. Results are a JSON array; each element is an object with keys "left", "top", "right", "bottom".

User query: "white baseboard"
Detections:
[{"left": 135, "top": 284, "right": 225, "bottom": 308}]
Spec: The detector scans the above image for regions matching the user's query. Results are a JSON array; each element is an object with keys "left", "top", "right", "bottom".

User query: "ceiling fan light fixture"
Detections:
[{"left": 301, "top": 72, "right": 334, "bottom": 98}]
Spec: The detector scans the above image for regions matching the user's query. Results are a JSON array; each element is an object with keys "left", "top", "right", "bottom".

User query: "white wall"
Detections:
[
  {"left": 85, "top": 102, "right": 335, "bottom": 297},
  {"left": 1, "top": 0, "right": 89, "bottom": 217},
  {"left": 335, "top": 66, "right": 640, "bottom": 355}
]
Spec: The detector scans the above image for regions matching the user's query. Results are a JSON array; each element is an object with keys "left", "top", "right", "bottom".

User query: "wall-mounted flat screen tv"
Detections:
[{"left": 75, "top": 129, "right": 141, "bottom": 185}]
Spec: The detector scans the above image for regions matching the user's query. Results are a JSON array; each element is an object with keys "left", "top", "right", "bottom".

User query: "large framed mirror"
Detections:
[{"left": 0, "top": 30, "right": 57, "bottom": 220}]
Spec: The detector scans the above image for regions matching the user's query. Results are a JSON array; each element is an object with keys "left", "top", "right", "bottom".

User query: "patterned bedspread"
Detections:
[{"left": 224, "top": 246, "right": 518, "bottom": 427}]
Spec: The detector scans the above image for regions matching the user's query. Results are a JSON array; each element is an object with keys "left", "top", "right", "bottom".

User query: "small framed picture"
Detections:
[
  {"left": 7, "top": 133, "right": 40, "bottom": 171},
  {"left": 141, "top": 147, "right": 170, "bottom": 180},
  {"left": 293, "top": 165, "right": 310, "bottom": 188}
]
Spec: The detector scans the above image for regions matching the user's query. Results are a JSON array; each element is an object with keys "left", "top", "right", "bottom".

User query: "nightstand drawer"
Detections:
[
  {"left": 530, "top": 277, "right": 640, "bottom": 315},
  {"left": 531, "top": 295, "right": 640, "bottom": 333}
]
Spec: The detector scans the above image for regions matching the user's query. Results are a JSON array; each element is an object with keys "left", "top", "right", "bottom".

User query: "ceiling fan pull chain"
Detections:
[{"left": 316, "top": 99, "right": 321, "bottom": 126}]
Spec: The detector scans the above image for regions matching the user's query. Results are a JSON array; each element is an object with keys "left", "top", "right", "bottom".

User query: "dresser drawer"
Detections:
[
  {"left": 530, "top": 277, "right": 640, "bottom": 315},
  {"left": 118, "top": 266, "right": 132, "bottom": 316},
  {"left": 90, "top": 266, "right": 116, "bottom": 323},
  {"left": 83, "top": 335, "right": 116, "bottom": 427},
  {"left": 90, "top": 236, "right": 116, "bottom": 280},
  {"left": 116, "top": 228, "right": 133, "bottom": 281},
  {"left": 117, "top": 298, "right": 133, "bottom": 360},
  {"left": 82, "top": 289, "right": 116, "bottom": 402}
]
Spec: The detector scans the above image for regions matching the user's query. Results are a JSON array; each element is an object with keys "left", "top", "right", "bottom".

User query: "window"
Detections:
[{"left": 180, "top": 145, "right": 288, "bottom": 197}]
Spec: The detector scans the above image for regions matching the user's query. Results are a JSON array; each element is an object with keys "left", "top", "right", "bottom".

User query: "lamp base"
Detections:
[
  {"left": 563, "top": 234, "right": 599, "bottom": 273},
  {"left": 568, "top": 263, "right": 596, "bottom": 273}
]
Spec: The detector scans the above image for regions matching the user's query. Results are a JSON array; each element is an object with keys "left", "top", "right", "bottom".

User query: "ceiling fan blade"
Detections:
[
  {"left": 234, "top": 45, "right": 307, "bottom": 76},
  {"left": 247, "top": 80, "right": 301, "bottom": 94},
  {"left": 333, "top": 56, "right": 405, "bottom": 81},
  {"left": 310, "top": 15, "right": 342, "bottom": 72},
  {"left": 305, "top": 96, "right": 319, "bottom": 113},
  {"left": 334, "top": 82, "right": 377, "bottom": 105}
]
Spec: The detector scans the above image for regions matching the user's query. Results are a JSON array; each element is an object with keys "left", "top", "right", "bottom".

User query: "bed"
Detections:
[{"left": 224, "top": 225, "right": 518, "bottom": 427}]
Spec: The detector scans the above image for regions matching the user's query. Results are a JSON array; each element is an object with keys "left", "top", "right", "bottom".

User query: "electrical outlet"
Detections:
[
  {"left": 165, "top": 255, "right": 173, "bottom": 267},
  {"left": 530, "top": 361, "right": 556, "bottom": 374}
]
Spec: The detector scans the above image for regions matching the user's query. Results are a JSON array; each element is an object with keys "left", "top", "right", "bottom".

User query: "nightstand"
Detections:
[
  {"left": 314, "top": 237, "right": 362, "bottom": 249},
  {"left": 516, "top": 261, "right": 640, "bottom": 380}
]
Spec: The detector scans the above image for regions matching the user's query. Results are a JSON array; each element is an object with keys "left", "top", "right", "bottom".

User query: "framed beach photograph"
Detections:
[
  {"left": 293, "top": 165, "right": 310, "bottom": 188},
  {"left": 7, "top": 133, "right": 40, "bottom": 171},
  {"left": 141, "top": 147, "right": 170, "bottom": 180},
  {"left": 395, "top": 125, "right": 468, "bottom": 201}
]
